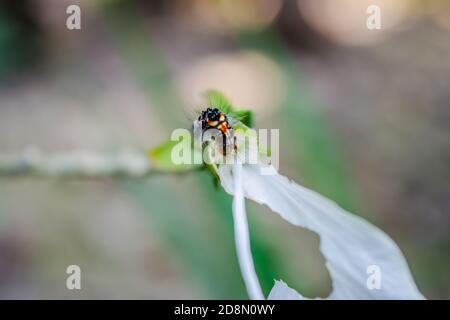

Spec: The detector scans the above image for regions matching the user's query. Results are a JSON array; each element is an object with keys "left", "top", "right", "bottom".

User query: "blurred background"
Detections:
[{"left": 0, "top": 0, "right": 449, "bottom": 299}]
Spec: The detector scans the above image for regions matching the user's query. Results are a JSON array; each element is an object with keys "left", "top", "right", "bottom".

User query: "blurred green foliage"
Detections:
[{"left": 0, "top": 1, "right": 41, "bottom": 76}]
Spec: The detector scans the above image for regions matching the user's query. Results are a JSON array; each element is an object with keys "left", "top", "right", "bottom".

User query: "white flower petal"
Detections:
[
  {"left": 232, "top": 163, "right": 264, "bottom": 300},
  {"left": 218, "top": 164, "right": 424, "bottom": 300},
  {"left": 268, "top": 280, "right": 305, "bottom": 300}
]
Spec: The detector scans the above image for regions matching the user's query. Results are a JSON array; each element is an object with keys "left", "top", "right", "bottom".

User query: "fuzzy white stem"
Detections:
[
  {"left": 232, "top": 162, "right": 264, "bottom": 300},
  {"left": 0, "top": 147, "right": 151, "bottom": 177}
]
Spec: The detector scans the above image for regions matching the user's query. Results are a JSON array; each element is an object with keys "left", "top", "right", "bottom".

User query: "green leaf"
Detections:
[
  {"left": 148, "top": 140, "right": 201, "bottom": 173},
  {"left": 206, "top": 90, "right": 234, "bottom": 114},
  {"left": 232, "top": 109, "right": 254, "bottom": 128}
]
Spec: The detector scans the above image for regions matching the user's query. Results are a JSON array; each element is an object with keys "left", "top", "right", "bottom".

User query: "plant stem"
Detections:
[{"left": 0, "top": 147, "right": 151, "bottom": 178}]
